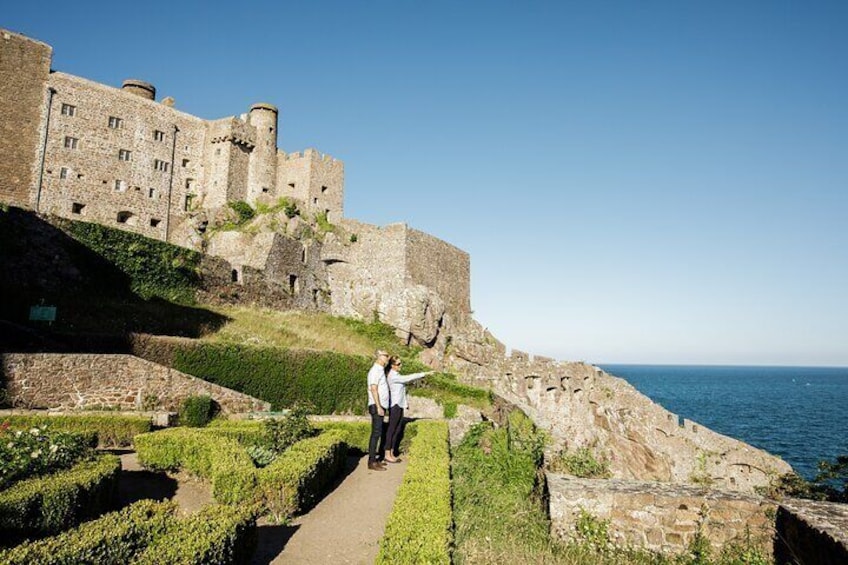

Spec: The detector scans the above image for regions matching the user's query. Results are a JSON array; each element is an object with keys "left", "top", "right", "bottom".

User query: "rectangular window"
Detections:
[
  {"left": 118, "top": 149, "right": 132, "bottom": 161},
  {"left": 64, "top": 136, "right": 79, "bottom": 149},
  {"left": 182, "top": 158, "right": 190, "bottom": 167},
  {"left": 154, "top": 130, "right": 165, "bottom": 142},
  {"left": 150, "top": 218, "right": 161, "bottom": 227},
  {"left": 154, "top": 159, "right": 170, "bottom": 172},
  {"left": 61, "top": 103, "right": 76, "bottom": 116},
  {"left": 148, "top": 188, "right": 156, "bottom": 199},
  {"left": 108, "top": 116, "right": 123, "bottom": 129},
  {"left": 71, "top": 203, "right": 85, "bottom": 214},
  {"left": 184, "top": 194, "right": 194, "bottom": 211},
  {"left": 115, "top": 179, "right": 127, "bottom": 191},
  {"left": 185, "top": 178, "right": 194, "bottom": 189},
  {"left": 60, "top": 167, "right": 69, "bottom": 179}
]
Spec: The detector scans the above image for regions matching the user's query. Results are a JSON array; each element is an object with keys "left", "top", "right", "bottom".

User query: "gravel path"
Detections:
[{"left": 252, "top": 454, "right": 407, "bottom": 565}]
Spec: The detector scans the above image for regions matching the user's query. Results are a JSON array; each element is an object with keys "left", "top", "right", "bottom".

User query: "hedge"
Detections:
[
  {"left": 135, "top": 428, "right": 257, "bottom": 504},
  {"left": 132, "top": 503, "right": 258, "bottom": 565},
  {"left": 207, "top": 419, "right": 371, "bottom": 453},
  {"left": 376, "top": 421, "right": 452, "bottom": 564},
  {"left": 0, "top": 453, "right": 121, "bottom": 545},
  {"left": 1, "top": 414, "right": 152, "bottom": 447},
  {"left": 172, "top": 343, "right": 368, "bottom": 414},
  {"left": 0, "top": 500, "right": 176, "bottom": 564}
]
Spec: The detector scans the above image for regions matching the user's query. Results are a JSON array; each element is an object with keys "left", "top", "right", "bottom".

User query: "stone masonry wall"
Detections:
[
  {"left": 405, "top": 226, "right": 471, "bottom": 319},
  {"left": 0, "top": 30, "right": 51, "bottom": 208},
  {"left": 775, "top": 498, "right": 848, "bottom": 565},
  {"left": 39, "top": 72, "right": 208, "bottom": 247},
  {"left": 547, "top": 473, "right": 777, "bottom": 556},
  {"left": 2, "top": 353, "right": 269, "bottom": 413}
]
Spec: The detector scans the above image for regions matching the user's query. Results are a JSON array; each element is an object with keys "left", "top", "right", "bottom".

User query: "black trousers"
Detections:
[
  {"left": 385, "top": 405, "right": 404, "bottom": 457},
  {"left": 368, "top": 404, "right": 386, "bottom": 463}
]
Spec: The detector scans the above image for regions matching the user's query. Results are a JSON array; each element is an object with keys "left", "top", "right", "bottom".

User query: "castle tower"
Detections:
[{"left": 247, "top": 103, "right": 278, "bottom": 203}]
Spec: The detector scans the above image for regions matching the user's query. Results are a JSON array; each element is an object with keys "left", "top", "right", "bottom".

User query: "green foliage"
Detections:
[
  {"left": 350, "top": 233, "right": 358, "bottom": 243},
  {"left": 245, "top": 444, "right": 277, "bottom": 468},
  {"left": 179, "top": 395, "right": 216, "bottom": 427},
  {"left": 1, "top": 414, "right": 152, "bottom": 448},
  {"left": 0, "top": 453, "right": 121, "bottom": 545},
  {"left": 549, "top": 446, "right": 612, "bottom": 479},
  {"left": 575, "top": 508, "right": 611, "bottom": 552},
  {"left": 376, "top": 421, "right": 452, "bottom": 565},
  {"left": 315, "top": 211, "right": 334, "bottom": 234},
  {"left": 172, "top": 343, "right": 370, "bottom": 414},
  {"left": 407, "top": 372, "right": 493, "bottom": 414},
  {"left": 313, "top": 420, "right": 370, "bottom": 453},
  {"left": 61, "top": 218, "right": 202, "bottom": 303},
  {"left": 284, "top": 201, "right": 300, "bottom": 219},
  {"left": 0, "top": 425, "right": 94, "bottom": 489},
  {"left": 132, "top": 503, "right": 258, "bottom": 565},
  {"left": 227, "top": 200, "right": 255, "bottom": 224},
  {"left": 0, "top": 500, "right": 176, "bottom": 565},
  {"left": 262, "top": 405, "right": 316, "bottom": 452},
  {"left": 760, "top": 454, "right": 848, "bottom": 503}
]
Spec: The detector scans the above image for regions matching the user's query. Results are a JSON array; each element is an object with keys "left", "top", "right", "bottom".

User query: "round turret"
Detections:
[{"left": 122, "top": 79, "right": 156, "bottom": 100}]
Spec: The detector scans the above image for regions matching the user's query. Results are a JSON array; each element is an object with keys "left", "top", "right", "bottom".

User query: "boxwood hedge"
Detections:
[
  {"left": 0, "top": 453, "right": 121, "bottom": 545},
  {"left": 1, "top": 414, "right": 152, "bottom": 447},
  {"left": 376, "top": 421, "right": 452, "bottom": 564}
]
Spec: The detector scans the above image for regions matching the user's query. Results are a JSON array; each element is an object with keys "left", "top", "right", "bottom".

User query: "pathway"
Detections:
[{"left": 252, "top": 455, "right": 407, "bottom": 565}]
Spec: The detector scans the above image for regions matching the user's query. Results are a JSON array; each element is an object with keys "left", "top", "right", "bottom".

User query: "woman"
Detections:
[{"left": 383, "top": 356, "right": 433, "bottom": 463}]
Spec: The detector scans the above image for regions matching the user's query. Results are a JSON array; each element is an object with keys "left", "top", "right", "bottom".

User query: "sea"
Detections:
[{"left": 599, "top": 364, "right": 848, "bottom": 481}]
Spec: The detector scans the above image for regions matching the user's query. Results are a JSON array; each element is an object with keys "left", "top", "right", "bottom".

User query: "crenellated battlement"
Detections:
[
  {"left": 209, "top": 117, "right": 256, "bottom": 148},
  {"left": 280, "top": 148, "right": 342, "bottom": 164}
]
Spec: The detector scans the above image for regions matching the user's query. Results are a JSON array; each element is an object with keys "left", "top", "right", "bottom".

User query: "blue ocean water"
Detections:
[{"left": 599, "top": 364, "right": 848, "bottom": 480}]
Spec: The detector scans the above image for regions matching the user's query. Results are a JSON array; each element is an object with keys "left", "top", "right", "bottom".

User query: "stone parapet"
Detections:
[
  {"left": 547, "top": 473, "right": 776, "bottom": 556},
  {"left": 775, "top": 498, "right": 848, "bottom": 565},
  {"left": 2, "top": 353, "right": 269, "bottom": 414}
]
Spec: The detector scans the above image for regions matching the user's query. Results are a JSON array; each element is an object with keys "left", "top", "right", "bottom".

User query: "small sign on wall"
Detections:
[{"left": 29, "top": 305, "right": 57, "bottom": 322}]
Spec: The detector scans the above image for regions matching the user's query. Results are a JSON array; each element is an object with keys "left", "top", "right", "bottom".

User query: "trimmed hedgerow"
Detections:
[
  {"left": 313, "top": 420, "right": 370, "bottom": 453},
  {"left": 0, "top": 453, "right": 121, "bottom": 545},
  {"left": 1, "top": 413, "right": 152, "bottom": 447},
  {"left": 172, "top": 343, "right": 368, "bottom": 413},
  {"left": 132, "top": 503, "right": 258, "bottom": 565},
  {"left": 179, "top": 395, "right": 216, "bottom": 427},
  {"left": 376, "top": 421, "right": 452, "bottom": 565},
  {"left": 0, "top": 500, "right": 176, "bottom": 564},
  {"left": 60, "top": 218, "right": 202, "bottom": 303},
  {"left": 135, "top": 428, "right": 258, "bottom": 504},
  {"left": 0, "top": 426, "right": 95, "bottom": 490}
]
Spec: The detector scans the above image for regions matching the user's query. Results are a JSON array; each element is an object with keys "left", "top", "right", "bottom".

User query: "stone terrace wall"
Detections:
[
  {"left": 2, "top": 353, "right": 269, "bottom": 413},
  {"left": 547, "top": 473, "right": 777, "bottom": 556},
  {"left": 775, "top": 498, "right": 848, "bottom": 565},
  {"left": 451, "top": 345, "right": 792, "bottom": 493}
]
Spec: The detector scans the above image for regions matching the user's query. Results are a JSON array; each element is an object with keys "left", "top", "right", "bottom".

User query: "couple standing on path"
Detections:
[{"left": 367, "top": 350, "right": 433, "bottom": 471}]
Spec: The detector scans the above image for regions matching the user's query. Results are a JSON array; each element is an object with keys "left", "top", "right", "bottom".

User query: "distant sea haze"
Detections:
[{"left": 599, "top": 364, "right": 848, "bottom": 481}]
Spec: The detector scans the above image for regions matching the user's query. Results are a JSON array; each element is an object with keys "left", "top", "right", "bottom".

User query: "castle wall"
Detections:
[
  {"left": 38, "top": 72, "right": 208, "bottom": 245},
  {"left": 277, "top": 149, "right": 344, "bottom": 222},
  {"left": 775, "top": 499, "right": 848, "bottom": 565},
  {"left": 0, "top": 30, "right": 51, "bottom": 209},
  {"left": 247, "top": 104, "right": 278, "bottom": 203},
  {"left": 2, "top": 353, "right": 269, "bottom": 413},
  {"left": 405, "top": 227, "right": 471, "bottom": 318},
  {"left": 548, "top": 474, "right": 776, "bottom": 556}
]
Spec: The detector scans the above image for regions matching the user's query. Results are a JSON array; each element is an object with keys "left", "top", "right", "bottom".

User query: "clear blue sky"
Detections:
[{"left": 6, "top": 2, "right": 847, "bottom": 366}]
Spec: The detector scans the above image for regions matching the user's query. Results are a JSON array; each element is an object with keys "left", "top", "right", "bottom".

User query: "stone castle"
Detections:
[{"left": 1, "top": 27, "right": 793, "bottom": 497}]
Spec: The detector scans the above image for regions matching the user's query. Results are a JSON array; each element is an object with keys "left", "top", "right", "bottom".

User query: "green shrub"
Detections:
[
  {"left": 132, "top": 503, "right": 258, "bottom": 565},
  {"left": 283, "top": 201, "right": 300, "bottom": 219},
  {"left": 1, "top": 414, "right": 151, "bottom": 448},
  {"left": 549, "top": 446, "right": 611, "bottom": 478},
  {"left": 0, "top": 453, "right": 121, "bottom": 545},
  {"left": 205, "top": 420, "right": 266, "bottom": 447},
  {"left": 376, "top": 421, "right": 452, "bottom": 564},
  {"left": 173, "top": 343, "right": 369, "bottom": 413},
  {"left": 179, "top": 395, "right": 216, "bottom": 427},
  {"left": 60, "top": 218, "right": 201, "bottom": 303},
  {"left": 0, "top": 500, "right": 176, "bottom": 565},
  {"left": 313, "top": 421, "right": 370, "bottom": 453},
  {"left": 263, "top": 405, "right": 316, "bottom": 452},
  {"left": 0, "top": 425, "right": 94, "bottom": 490},
  {"left": 228, "top": 201, "right": 255, "bottom": 224}
]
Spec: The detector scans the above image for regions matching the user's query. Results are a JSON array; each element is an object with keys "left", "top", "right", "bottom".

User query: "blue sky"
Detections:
[{"left": 5, "top": 2, "right": 847, "bottom": 366}]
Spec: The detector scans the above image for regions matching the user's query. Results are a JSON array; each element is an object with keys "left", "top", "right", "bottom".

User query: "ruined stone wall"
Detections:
[
  {"left": 405, "top": 227, "right": 471, "bottom": 319},
  {"left": 547, "top": 473, "right": 776, "bottom": 556},
  {"left": 2, "top": 353, "right": 269, "bottom": 413},
  {"left": 0, "top": 30, "right": 51, "bottom": 209},
  {"left": 448, "top": 344, "right": 791, "bottom": 492},
  {"left": 38, "top": 72, "right": 207, "bottom": 246}
]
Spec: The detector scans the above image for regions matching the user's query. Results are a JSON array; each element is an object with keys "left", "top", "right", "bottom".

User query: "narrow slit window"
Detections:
[{"left": 71, "top": 202, "right": 85, "bottom": 214}]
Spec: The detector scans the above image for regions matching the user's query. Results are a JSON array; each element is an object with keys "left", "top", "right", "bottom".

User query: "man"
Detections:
[{"left": 367, "top": 349, "right": 390, "bottom": 471}]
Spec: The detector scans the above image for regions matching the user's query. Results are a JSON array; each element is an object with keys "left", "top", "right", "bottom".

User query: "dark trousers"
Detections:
[
  {"left": 368, "top": 404, "right": 386, "bottom": 463},
  {"left": 385, "top": 405, "right": 405, "bottom": 457}
]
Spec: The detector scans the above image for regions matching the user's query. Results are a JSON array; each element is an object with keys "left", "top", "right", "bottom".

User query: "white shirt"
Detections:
[
  {"left": 387, "top": 369, "right": 430, "bottom": 409},
  {"left": 367, "top": 363, "right": 390, "bottom": 408}
]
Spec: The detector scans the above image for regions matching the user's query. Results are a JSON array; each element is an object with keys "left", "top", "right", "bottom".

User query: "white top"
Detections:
[
  {"left": 387, "top": 369, "right": 430, "bottom": 409},
  {"left": 367, "top": 363, "right": 390, "bottom": 408}
]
